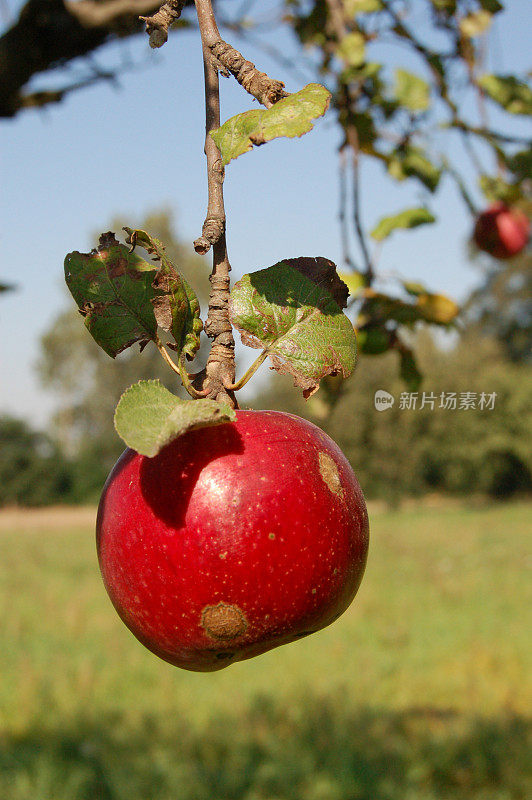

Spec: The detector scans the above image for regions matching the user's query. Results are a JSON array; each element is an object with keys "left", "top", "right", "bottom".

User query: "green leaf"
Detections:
[
  {"left": 337, "top": 32, "right": 366, "bottom": 67},
  {"left": 399, "top": 348, "right": 422, "bottom": 392},
  {"left": 356, "top": 326, "right": 393, "bottom": 355},
  {"left": 114, "top": 380, "right": 236, "bottom": 457},
  {"left": 459, "top": 10, "right": 492, "bottom": 37},
  {"left": 344, "top": 0, "right": 383, "bottom": 13},
  {"left": 371, "top": 207, "right": 436, "bottom": 241},
  {"left": 211, "top": 84, "right": 331, "bottom": 165},
  {"left": 402, "top": 281, "right": 427, "bottom": 297},
  {"left": 479, "top": 175, "right": 521, "bottom": 204},
  {"left": 394, "top": 69, "right": 430, "bottom": 111},
  {"left": 65, "top": 232, "right": 161, "bottom": 358},
  {"left": 416, "top": 293, "right": 459, "bottom": 324},
  {"left": 338, "top": 271, "right": 366, "bottom": 296},
  {"left": 387, "top": 147, "right": 441, "bottom": 192},
  {"left": 0, "top": 282, "right": 14, "bottom": 294},
  {"left": 123, "top": 228, "right": 202, "bottom": 361},
  {"left": 504, "top": 149, "right": 532, "bottom": 182},
  {"left": 229, "top": 257, "right": 356, "bottom": 398},
  {"left": 479, "top": 0, "right": 503, "bottom": 14},
  {"left": 402, "top": 282, "right": 459, "bottom": 325},
  {"left": 478, "top": 74, "right": 532, "bottom": 115},
  {"left": 361, "top": 288, "right": 458, "bottom": 327}
]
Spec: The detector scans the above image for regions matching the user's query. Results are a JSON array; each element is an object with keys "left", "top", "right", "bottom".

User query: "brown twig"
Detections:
[
  {"left": 194, "top": 0, "right": 236, "bottom": 406},
  {"left": 139, "top": 0, "right": 186, "bottom": 48},
  {"left": 190, "top": 4, "right": 287, "bottom": 108},
  {"left": 210, "top": 40, "right": 287, "bottom": 107},
  {"left": 347, "top": 136, "right": 373, "bottom": 283},
  {"left": 338, "top": 148, "right": 357, "bottom": 271}
]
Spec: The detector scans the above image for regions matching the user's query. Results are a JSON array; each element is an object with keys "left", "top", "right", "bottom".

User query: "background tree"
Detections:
[
  {"left": 255, "top": 330, "right": 532, "bottom": 502},
  {"left": 465, "top": 249, "right": 532, "bottom": 364},
  {"left": 0, "top": 416, "right": 72, "bottom": 505}
]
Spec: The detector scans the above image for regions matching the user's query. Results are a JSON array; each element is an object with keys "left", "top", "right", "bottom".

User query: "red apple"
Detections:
[
  {"left": 473, "top": 203, "right": 530, "bottom": 260},
  {"left": 96, "top": 410, "right": 369, "bottom": 671}
]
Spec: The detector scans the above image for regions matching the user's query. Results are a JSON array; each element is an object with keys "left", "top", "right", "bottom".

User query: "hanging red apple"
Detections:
[
  {"left": 96, "top": 410, "right": 369, "bottom": 672},
  {"left": 473, "top": 203, "right": 530, "bottom": 260}
]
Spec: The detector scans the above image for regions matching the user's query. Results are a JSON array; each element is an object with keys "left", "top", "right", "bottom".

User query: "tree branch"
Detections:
[
  {"left": 210, "top": 39, "right": 287, "bottom": 108},
  {"left": 69, "top": 0, "right": 162, "bottom": 28},
  {"left": 139, "top": 0, "right": 186, "bottom": 48},
  {"left": 194, "top": 0, "right": 236, "bottom": 406},
  {"left": 0, "top": 0, "right": 196, "bottom": 117}
]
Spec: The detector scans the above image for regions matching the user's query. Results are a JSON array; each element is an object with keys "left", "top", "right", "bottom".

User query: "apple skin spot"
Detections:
[
  {"left": 201, "top": 602, "right": 248, "bottom": 640},
  {"left": 318, "top": 451, "right": 344, "bottom": 498},
  {"left": 96, "top": 410, "right": 369, "bottom": 672}
]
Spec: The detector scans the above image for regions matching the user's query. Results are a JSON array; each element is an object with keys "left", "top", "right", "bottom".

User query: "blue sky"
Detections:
[{"left": 1, "top": 0, "right": 530, "bottom": 426}]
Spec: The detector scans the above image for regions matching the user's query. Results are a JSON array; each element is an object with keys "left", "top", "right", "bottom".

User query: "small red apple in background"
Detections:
[
  {"left": 473, "top": 202, "right": 530, "bottom": 260},
  {"left": 97, "top": 410, "right": 369, "bottom": 672}
]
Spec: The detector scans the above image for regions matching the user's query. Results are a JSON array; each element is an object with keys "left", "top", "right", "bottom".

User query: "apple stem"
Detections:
[
  {"left": 224, "top": 349, "right": 269, "bottom": 392},
  {"left": 155, "top": 337, "right": 210, "bottom": 399}
]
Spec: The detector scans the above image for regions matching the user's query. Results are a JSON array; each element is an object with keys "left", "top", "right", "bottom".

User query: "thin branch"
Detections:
[
  {"left": 219, "top": 20, "right": 314, "bottom": 86},
  {"left": 324, "top": 0, "right": 350, "bottom": 40},
  {"left": 338, "top": 148, "right": 357, "bottom": 271},
  {"left": 195, "top": 0, "right": 237, "bottom": 406},
  {"left": 210, "top": 40, "right": 287, "bottom": 108},
  {"left": 139, "top": 0, "right": 187, "bottom": 48},
  {"left": 349, "top": 139, "right": 373, "bottom": 283},
  {"left": 0, "top": 0, "right": 163, "bottom": 117},
  {"left": 190, "top": 3, "right": 287, "bottom": 108}
]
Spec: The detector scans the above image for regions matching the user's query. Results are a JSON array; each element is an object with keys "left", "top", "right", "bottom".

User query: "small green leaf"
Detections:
[
  {"left": 211, "top": 84, "right": 331, "bottom": 165},
  {"left": 337, "top": 32, "right": 366, "bottom": 67},
  {"left": 356, "top": 326, "right": 393, "bottom": 355},
  {"left": 344, "top": 0, "right": 383, "bottom": 13},
  {"left": 230, "top": 257, "right": 356, "bottom": 398},
  {"left": 402, "top": 281, "right": 427, "bottom": 297},
  {"left": 387, "top": 147, "right": 441, "bottom": 192},
  {"left": 479, "top": 175, "right": 521, "bottom": 204},
  {"left": 338, "top": 271, "right": 366, "bottom": 296},
  {"left": 361, "top": 288, "right": 458, "bottom": 327},
  {"left": 478, "top": 74, "right": 532, "bottom": 115},
  {"left": 114, "top": 380, "right": 236, "bottom": 457},
  {"left": 459, "top": 10, "right": 492, "bottom": 37},
  {"left": 394, "top": 69, "right": 430, "bottom": 111},
  {"left": 503, "top": 149, "right": 532, "bottom": 182},
  {"left": 417, "top": 293, "right": 459, "bottom": 324},
  {"left": 123, "top": 228, "right": 202, "bottom": 361},
  {"left": 371, "top": 208, "right": 436, "bottom": 241},
  {"left": 65, "top": 232, "right": 161, "bottom": 358},
  {"left": 479, "top": 0, "right": 503, "bottom": 15}
]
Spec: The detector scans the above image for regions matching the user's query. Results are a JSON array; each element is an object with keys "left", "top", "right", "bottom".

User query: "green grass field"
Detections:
[{"left": 0, "top": 502, "right": 530, "bottom": 800}]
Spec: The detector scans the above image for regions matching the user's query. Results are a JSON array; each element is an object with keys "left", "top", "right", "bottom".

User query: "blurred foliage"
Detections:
[
  {"left": 465, "top": 250, "right": 532, "bottom": 363},
  {"left": 252, "top": 330, "right": 532, "bottom": 503},
  {"left": 0, "top": 417, "right": 72, "bottom": 507}
]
